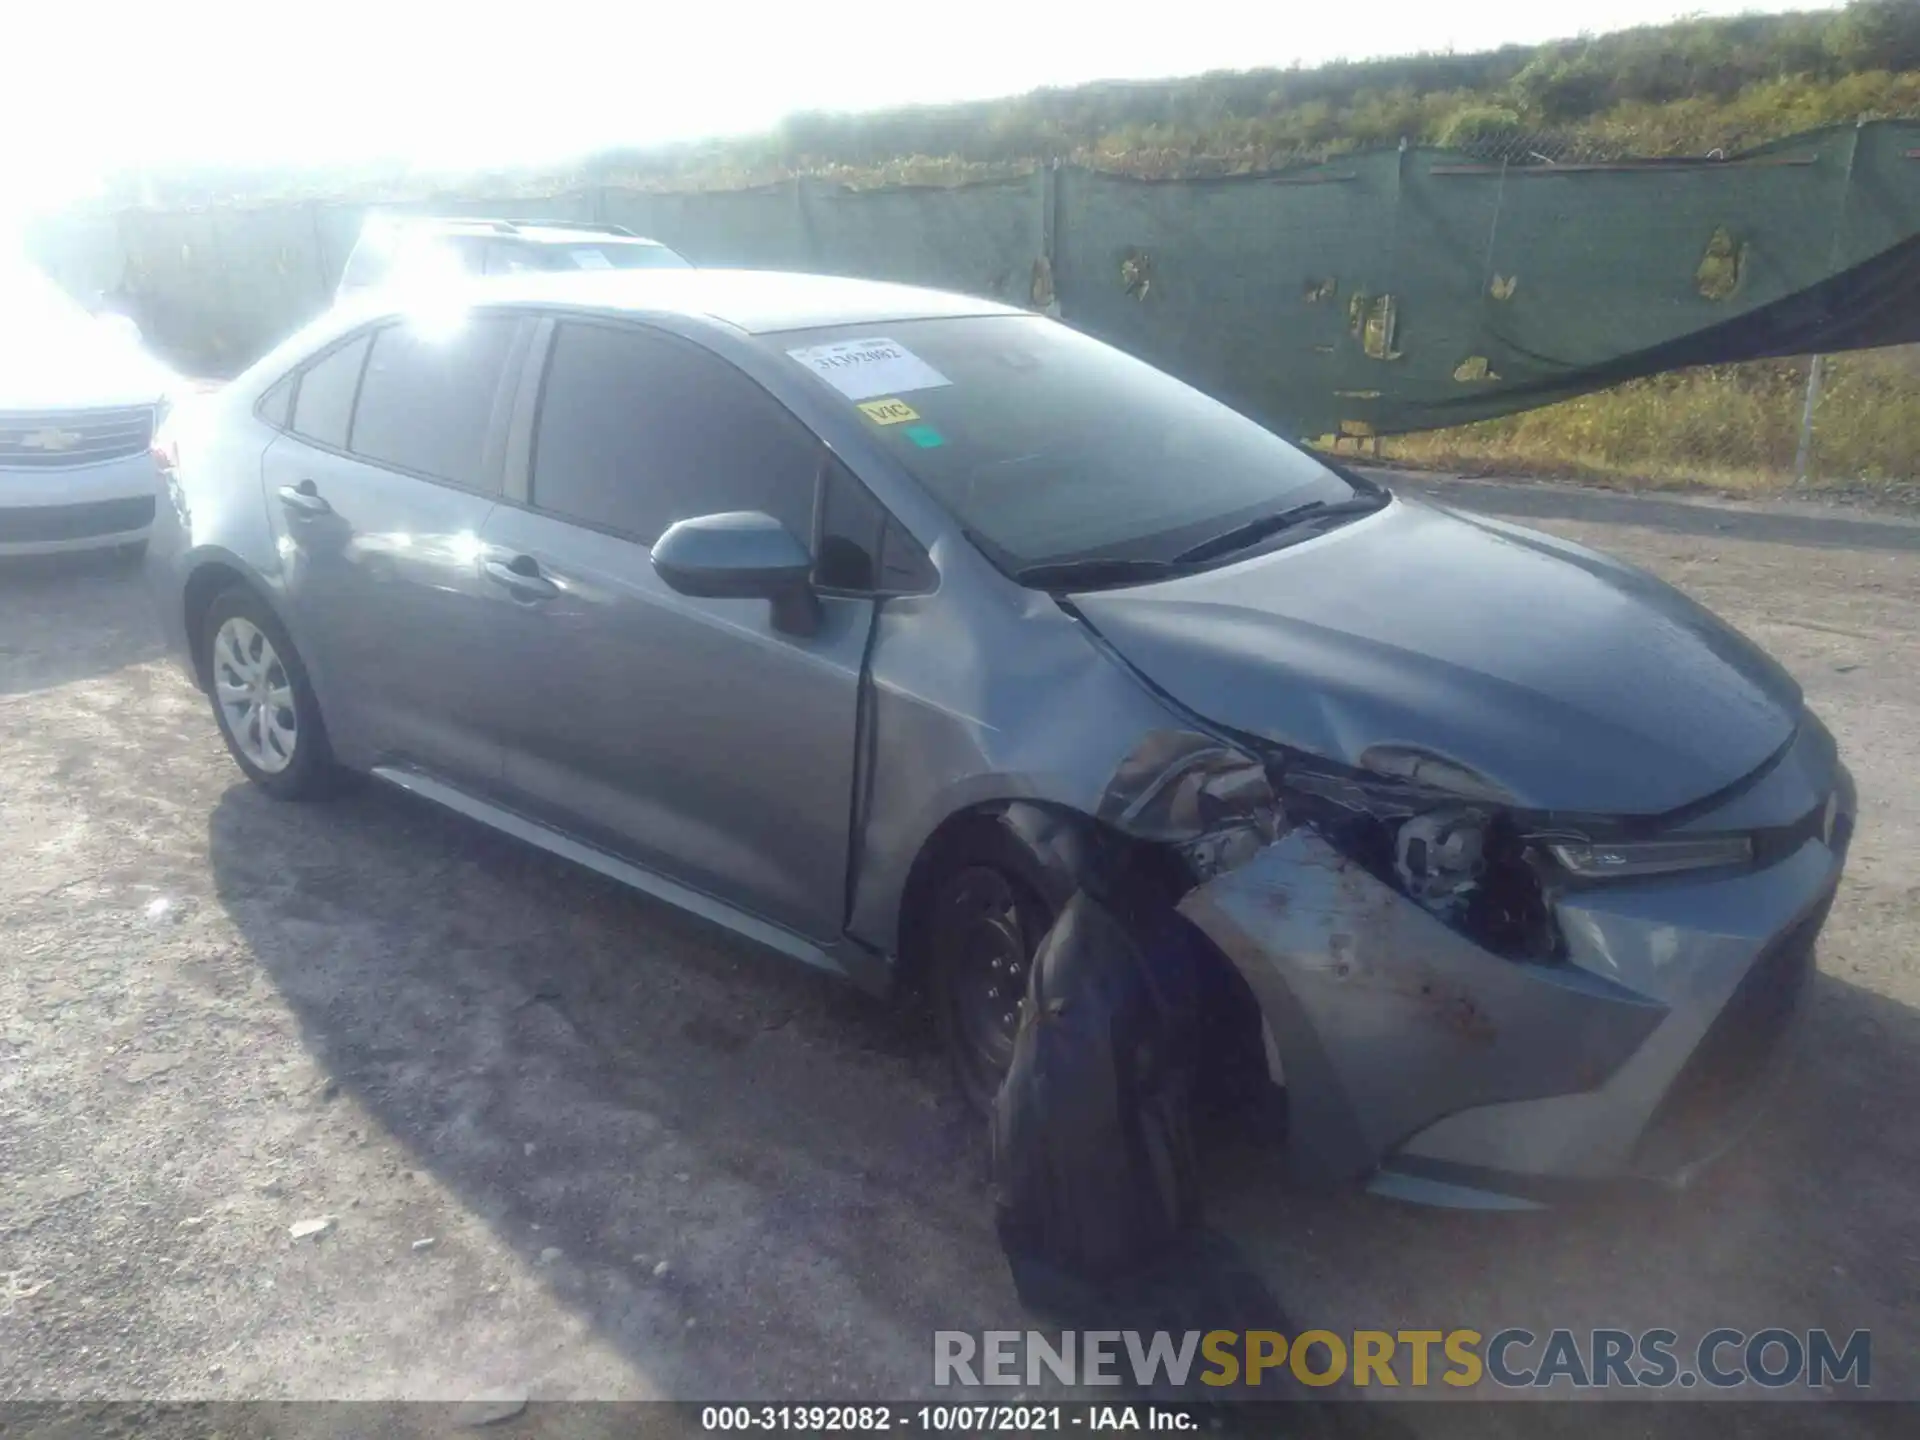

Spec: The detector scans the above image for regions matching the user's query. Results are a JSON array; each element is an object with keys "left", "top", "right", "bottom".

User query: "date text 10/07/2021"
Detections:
[{"left": 700, "top": 1405, "right": 1196, "bottom": 1431}]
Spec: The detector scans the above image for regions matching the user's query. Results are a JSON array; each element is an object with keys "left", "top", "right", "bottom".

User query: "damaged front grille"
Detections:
[{"left": 1633, "top": 892, "right": 1832, "bottom": 1175}]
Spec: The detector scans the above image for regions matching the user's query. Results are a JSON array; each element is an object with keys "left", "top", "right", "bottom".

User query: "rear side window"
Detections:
[
  {"left": 291, "top": 334, "right": 370, "bottom": 449},
  {"left": 349, "top": 317, "right": 520, "bottom": 492},
  {"left": 531, "top": 322, "right": 818, "bottom": 544}
]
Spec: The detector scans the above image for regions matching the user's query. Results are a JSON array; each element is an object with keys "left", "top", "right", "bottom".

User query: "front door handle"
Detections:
[
  {"left": 277, "top": 480, "right": 331, "bottom": 516},
  {"left": 483, "top": 556, "right": 560, "bottom": 601}
]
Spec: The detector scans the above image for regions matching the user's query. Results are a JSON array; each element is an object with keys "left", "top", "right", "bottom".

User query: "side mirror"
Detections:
[{"left": 651, "top": 511, "right": 819, "bottom": 635}]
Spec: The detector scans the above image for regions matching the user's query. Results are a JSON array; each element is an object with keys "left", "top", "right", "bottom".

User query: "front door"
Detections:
[{"left": 481, "top": 318, "right": 872, "bottom": 945}]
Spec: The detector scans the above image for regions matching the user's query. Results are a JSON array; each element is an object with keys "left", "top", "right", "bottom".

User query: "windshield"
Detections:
[{"left": 771, "top": 314, "right": 1356, "bottom": 574}]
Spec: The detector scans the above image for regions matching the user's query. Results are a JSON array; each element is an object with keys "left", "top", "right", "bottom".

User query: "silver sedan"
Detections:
[{"left": 145, "top": 269, "right": 1852, "bottom": 1210}]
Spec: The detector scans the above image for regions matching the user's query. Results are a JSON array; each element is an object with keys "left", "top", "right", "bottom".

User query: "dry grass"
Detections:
[{"left": 1376, "top": 348, "right": 1920, "bottom": 495}]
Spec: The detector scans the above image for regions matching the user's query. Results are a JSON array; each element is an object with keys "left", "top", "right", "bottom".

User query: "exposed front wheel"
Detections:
[
  {"left": 201, "top": 587, "right": 344, "bottom": 801},
  {"left": 928, "top": 847, "right": 1057, "bottom": 1114}
]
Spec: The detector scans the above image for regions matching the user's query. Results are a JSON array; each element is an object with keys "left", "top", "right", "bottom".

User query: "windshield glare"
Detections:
[{"left": 775, "top": 314, "right": 1354, "bottom": 573}]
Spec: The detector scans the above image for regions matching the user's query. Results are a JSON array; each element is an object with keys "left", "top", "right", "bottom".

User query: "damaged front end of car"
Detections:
[
  {"left": 991, "top": 708, "right": 1849, "bottom": 1281},
  {"left": 1058, "top": 720, "right": 1845, "bottom": 1197}
]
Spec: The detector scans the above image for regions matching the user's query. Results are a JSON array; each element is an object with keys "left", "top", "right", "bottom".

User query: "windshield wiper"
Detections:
[
  {"left": 1171, "top": 495, "right": 1387, "bottom": 566},
  {"left": 1011, "top": 556, "right": 1184, "bottom": 591}
]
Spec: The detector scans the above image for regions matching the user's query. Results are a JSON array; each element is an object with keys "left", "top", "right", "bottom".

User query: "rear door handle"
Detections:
[
  {"left": 483, "top": 556, "right": 560, "bottom": 601},
  {"left": 277, "top": 481, "right": 331, "bottom": 516}
]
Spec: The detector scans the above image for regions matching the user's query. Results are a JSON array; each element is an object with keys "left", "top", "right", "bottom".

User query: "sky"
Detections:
[{"left": 4, "top": 0, "right": 1838, "bottom": 213}]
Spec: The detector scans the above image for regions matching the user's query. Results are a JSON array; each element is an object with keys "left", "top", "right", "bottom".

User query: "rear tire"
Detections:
[{"left": 200, "top": 586, "right": 345, "bottom": 801}]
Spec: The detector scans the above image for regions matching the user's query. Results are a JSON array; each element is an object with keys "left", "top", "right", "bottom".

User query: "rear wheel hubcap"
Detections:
[{"left": 213, "top": 616, "right": 298, "bottom": 775}]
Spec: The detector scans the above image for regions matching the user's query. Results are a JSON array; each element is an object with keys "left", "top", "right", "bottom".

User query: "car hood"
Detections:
[{"left": 1071, "top": 496, "right": 1801, "bottom": 815}]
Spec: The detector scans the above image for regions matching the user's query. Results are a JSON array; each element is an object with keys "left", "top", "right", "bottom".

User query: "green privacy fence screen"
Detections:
[{"left": 28, "top": 120, "right": 1920, "bottom": 439}]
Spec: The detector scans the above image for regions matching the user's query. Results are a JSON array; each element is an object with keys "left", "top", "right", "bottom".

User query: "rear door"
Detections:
[
  {"left": 479, "top": 318, "right": 875, "bottom": 944},
  {"left": 262, "top": 313, "right": 533, "bottom": 784}
]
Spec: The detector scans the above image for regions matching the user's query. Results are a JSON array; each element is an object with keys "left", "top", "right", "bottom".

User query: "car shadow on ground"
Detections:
[
  {"left": 0, "top": 550, "right": 163, "bottom": 697},
  {"left": 204, "top": 776, "right": 1919, "bottom": 1428},
  {"left": 200, "top": 779, "right": 1374, "bottom": 1416}
]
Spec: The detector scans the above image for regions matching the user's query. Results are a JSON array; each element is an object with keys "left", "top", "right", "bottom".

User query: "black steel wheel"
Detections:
[{"left": 929, "top": 862, "right": 1053, "bottom": 1113}]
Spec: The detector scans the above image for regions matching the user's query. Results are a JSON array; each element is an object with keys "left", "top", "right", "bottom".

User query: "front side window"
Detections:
[
  {"left": 290, "top": 333, "right": 370, "bottom": 449},
  {"left": 530, "top": 321, "right": 818, "bottom": 545},
  {"left": 815, "top": 459, "right": 933, "bottom": 594},
  {"left": 765, "top": 315, "right": 1360, "bottom": 576},
  {"left": 349, "top": 316, "right": 519, "bottom": 492}
]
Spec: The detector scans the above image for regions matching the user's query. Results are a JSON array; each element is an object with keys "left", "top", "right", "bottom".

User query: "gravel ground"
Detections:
[{"left": 2, "top": 476, "right": 1917, "bottom": 1433}]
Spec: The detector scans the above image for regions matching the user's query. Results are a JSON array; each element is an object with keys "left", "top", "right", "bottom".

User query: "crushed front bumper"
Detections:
[{"left": 1177, "top": 726, "right": 1853, "bottom": 1206}]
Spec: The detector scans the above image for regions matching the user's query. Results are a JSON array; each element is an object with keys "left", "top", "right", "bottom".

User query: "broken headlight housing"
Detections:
[
  {"left": 1100, "top": 731, "right": 1561, "bottom": 959},
  {"left": 1278, "top": 755, "right": 1560, "bottom": 961}
]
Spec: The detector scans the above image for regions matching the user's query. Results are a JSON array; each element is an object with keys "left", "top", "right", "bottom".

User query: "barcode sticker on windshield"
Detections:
[{"left": 787, "top": 337, "right": 951, "bottom": 401}]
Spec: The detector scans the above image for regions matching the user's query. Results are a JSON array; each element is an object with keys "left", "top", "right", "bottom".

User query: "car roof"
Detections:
[{"left": 378, "top": 268, "right": 1025, "bottom": 335}]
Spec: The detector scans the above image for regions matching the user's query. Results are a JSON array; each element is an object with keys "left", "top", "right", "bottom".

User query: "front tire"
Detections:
[
  {"left": 926, "top": 833, "right": 1060, "bottom": 1114},
  {"left": 201, "top": 587, "right": 344, "bottom": 801}
]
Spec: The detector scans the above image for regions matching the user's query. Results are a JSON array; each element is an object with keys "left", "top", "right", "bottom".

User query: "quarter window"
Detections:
[
  {"left": 257, "top": 374, "right": 295, "bottom": 430},
  {"left": 290, "top": 334, "right": 370, "bottom": 450}
]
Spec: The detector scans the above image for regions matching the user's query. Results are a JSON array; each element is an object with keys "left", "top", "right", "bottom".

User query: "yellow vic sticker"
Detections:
[{"left": 858, "top": 397, "right": 920, "bottom": 426}]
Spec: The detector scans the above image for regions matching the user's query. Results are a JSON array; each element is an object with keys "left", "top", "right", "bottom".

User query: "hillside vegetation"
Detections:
[
  {"left": 113, "top": 1, "right": 1920, "bottom": 492},
  {"left": 116, "top": 1, "right": 1920, "bottom": 200},
  {"left": 598, "top": 0, "right": 1920, "bottom": 186}
]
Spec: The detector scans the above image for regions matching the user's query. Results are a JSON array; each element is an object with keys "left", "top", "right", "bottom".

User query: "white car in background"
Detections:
[
  {"left": 0, "top": 263, "right": 176, "bottom": 559},
  {"left": 335, "top": 216, "right": 690, "bottom": 305}
]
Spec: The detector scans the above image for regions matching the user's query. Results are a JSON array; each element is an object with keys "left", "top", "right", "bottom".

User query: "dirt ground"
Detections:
[{"left": 3, "top": 476, "right": 1918, "bottom": 1431}]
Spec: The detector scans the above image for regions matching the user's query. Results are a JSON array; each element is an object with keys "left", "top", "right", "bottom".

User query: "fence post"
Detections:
[
  {"left": 1795, "top": 355, "right": 1825, "bottom": 486},
  {"left": 1036, "top": 160, "right": 1061, "bottom": 317},
  {"left": 793, "top": 174, "right": 819, "bottom": 269},
  {"left": 308, "top": 202, "right": 333, "bottom": 305},
  {"left": 1796, "top": 124, "right": 1864, "bottom": 489}
]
